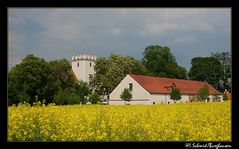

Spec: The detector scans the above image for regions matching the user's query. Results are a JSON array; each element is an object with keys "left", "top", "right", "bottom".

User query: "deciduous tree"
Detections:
[
  {"left": 90, "top": 54, "right": 147, "bottom": 96},
  {"left": 8, "top": 54, "right": 57, "bottom": 104},
  {"left": 188, "top": 57, "right": 223, "bottom": 90},
  {"left": 142, "top": 45, "right": 187, "bottom": 79}
]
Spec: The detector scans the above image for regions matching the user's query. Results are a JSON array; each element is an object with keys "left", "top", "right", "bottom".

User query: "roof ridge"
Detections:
[
  {"left": 129, "top": 74, "right": 208, "bottom": 84},
  {"left": 128, "top": 74, "right": 220, "bottom": 94}
]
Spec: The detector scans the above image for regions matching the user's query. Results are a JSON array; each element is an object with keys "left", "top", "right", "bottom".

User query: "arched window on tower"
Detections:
[
  {"left": 77, "top": 62, "right": 79, "bottom": 67},
  {"left": 90, "top": 62, "right": 92, "bottom": 67}
]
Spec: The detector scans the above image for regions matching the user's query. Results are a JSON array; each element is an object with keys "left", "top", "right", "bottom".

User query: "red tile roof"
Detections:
[
  {"left": 225, "top": 91, "right": 231, "bottom": 100},
  {"left": 71, "top": 69, "right": 78, "bottom": 81},
  {"left": 129, "top": 74, "right": 220, "bottom": 94}
]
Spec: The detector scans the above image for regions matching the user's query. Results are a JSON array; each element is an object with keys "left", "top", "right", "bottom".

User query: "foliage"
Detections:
[
  {"left": 48, "top": 59, "right": 75, "bottom": 90},
  {"left": 89, "top": 92, "right": 101, "bottom": 104},
  {"left": 90, "top": 54, "right": 147, "bottom": 96},
  {"left": 72, "top": 81, "right": 92, "bottom": 104},
  {"left": 8, "top": 102, "right": 231, "bottom": 141},
  {"left": 211, "top": 52, "right": 231, "bottom": 92},
  {"left": 8, "top": 54, "right": 92, "bottom": 105},
  {"left": 170, "top": 87, "right": 182, "bottom": 102},
  {"left": 211, "top": 52, "right": 231, "bottom": 80},
  {"left": 120, "top": 88, "right": 132, "bottom": 102},
  {"left": 53, "top": 81, "right": 92, "bottom": 105},
  {"left": 8, "top": 54, "right": 58, "bottom": 104},
  {"left": 18, "top": 92, "right": 30, "bottom": 103},
  {"left": 188, "top": 57, "right": 223, "bottom": 90},
  {"left": 53, "top": 89, "right": 68, "bottom": 105},
  {"left": 195, "top": 84, "right": 209, "bottom": 102},
  {"left": 142, "top": 45, "right": 187, "bottom": 79}
]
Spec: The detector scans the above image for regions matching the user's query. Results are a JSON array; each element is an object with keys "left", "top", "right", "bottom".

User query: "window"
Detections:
[
  {"left": 129, "top": 83, "right": 133, "bottom": 91},
  {"left": 90, "top": 62, "right": 92, "bottom": 67},
  {"left": 153, "top": 102, "right": 155, "bottom": 104},
  {"left": 77, "top": 62, "right": 79, "bottom": 67}
]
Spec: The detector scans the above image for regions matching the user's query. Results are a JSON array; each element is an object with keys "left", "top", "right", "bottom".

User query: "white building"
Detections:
[
  {"left": 109, "top": 74, "right": 223, "bottom": 105},
  {"left": 71, "top": 54, "right": 96, "bottom": 83}
]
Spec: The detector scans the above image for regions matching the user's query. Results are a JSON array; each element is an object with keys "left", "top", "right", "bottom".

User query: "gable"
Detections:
[{"left": 110, "top": 75, "right": 150, "bottom": 100}]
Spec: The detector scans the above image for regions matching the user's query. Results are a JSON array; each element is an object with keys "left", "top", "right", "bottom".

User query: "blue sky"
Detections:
[{"left": 8, "top": 8, "right": 231, "bottom": 71}]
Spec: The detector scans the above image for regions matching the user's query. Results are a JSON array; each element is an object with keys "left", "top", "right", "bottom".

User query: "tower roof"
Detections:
[{"left": 72, "top": 54, "right": 97, "bottom": 61}]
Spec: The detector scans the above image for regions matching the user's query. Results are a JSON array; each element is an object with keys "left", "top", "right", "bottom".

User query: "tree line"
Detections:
[
  {"left": 8, "top": 55, "right": 101, "bottom": 105},
  {"left": 8, "top": 45, "right": 231, "bottom": 105}
]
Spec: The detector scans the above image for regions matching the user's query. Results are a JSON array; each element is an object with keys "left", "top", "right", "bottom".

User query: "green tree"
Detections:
[
  {"left": 195, "top": 84, "right": 209, "bottom": 102},
  {"left": 211, "top": 52, "right": 231, "bottom": 92},
  {"left": 142, "top": 45, "right": 187, "bottom": 79},
  {"left": 53, "top": 88, "right": 82, "bottom": 105},
  {"left": 170, "top": 87, "right": 182, "bottom": 103},
  {"left": 90, "top": 54, "right": 147, "bottom": 96},
  {"left": 48, "top": 59, "right": 75, "bottom": 90},
  {"left": 53, "top": 88, "right": 67, "bottom": 105},
  {"left": 89, "top": 92, "right": 101, "bottom": 104},
  {"left": 18, "top": 92, "right": 30, "bottom": 103},
  {"left": 72, "top": 81, "right": 91, "bottom": 104},
  {"left": 8, "top": 54, "right": 58, "bottom": 105},
  {"left": 120, "top": 88, "right": 132, "bottom": 104},
  {"left": 188, "top": 57, "right": 223, "bottom": 90}
]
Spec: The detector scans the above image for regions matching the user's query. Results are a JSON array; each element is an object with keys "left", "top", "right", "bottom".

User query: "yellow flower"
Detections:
[{"left": 8, "top": 102, "right": 231, "bottom": 141}]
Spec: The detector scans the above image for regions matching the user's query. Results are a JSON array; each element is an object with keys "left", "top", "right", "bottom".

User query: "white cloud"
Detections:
[
  {"left": 188, "top": 21, "right": 215, "bottom": 33},
  {"left": 110, "top": 28, "right": 122, "bottom": 35},
  {"left": 140, "top": 22, "right": 179, "bottom": 37},
  {"left": 172, "top": 35, "right": 197, "bottom": 44},
  {"left": 8, "top": 8, "right": 230, "bottom": 71},
  {"left": 140, "top": 20, "right": 215, "bottom": 37},
  {"left": 37, "top": 9, "right": 83, "bottom": 42}
]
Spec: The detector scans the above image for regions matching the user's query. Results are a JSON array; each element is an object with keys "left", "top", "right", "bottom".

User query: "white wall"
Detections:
[
  {"left": 109, "top": 74, "right": 223, "bottom": 105},
  {"left": 83, "top": 60, "right": 95, "bottom": 83},
  {"left": 149, "top": 94, "right": 179, "bottom": 104},
  {"left": 109, "top": 100, "right": 150, "bottom": 105},
  {"left": 180, "top": 95, "right": 190, "bottom": 102},
  {"left": 72, "top": 60, "right": 84, "bottom": 81},
  {"left": 109, "top": 75, "right": 150, "bottom": 102},
  {"left": 72, "top": 60, "right": 95, "bottom": 83},
  {"left": 149, "top": 94, "right": 192, "bottom": 104},
  {"left": 208, "top": 95, "right": 223, "bottom": 102}
]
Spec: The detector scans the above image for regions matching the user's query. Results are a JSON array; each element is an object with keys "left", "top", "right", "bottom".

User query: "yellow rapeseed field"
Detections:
[{"left": 8, "top": 102, "right": 231, "bottom": 142}]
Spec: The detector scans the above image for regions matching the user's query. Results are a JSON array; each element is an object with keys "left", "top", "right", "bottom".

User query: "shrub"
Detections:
[
  {"left": 170, "top": 87, "right": 182, "bottom": 103},
  {"left": 53, "top": 89, "right": 67, "bottom": 105},
  {"left": 53, "top": 88, "right": 82, "bottom": 105},
  {"left": 18, "top": 92, "right": 30, "bottom": 103},
  {"left": 89, "top": 92, "right": 101, "bottom": 104},
  {"left": 196, "top": 84, "right": 209, "bottom": 102},
  {"left": 120, "top": 88, "right": 132, "bottom": 103}
]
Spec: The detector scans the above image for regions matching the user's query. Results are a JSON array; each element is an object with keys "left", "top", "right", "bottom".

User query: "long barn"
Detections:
[{"left": 109, "top": 74, "right": 223, "bottom": 105}]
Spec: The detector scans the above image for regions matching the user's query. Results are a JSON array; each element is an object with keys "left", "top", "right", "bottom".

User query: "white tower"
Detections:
[{"left": 72, "top": 54, "right": 97, "bottom": 83}]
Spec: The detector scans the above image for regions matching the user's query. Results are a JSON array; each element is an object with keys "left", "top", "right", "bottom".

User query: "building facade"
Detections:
[
  {"left": 109, "top": 74, "right": 223, "bottom": 105},
  {"left": 71, "top": 54, "right": 96, "bottom": 83}
]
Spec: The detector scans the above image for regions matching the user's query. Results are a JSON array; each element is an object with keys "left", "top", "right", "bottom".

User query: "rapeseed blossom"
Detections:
[{"left": 8, "top": 102, "right": 231, "bottom": 141}]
